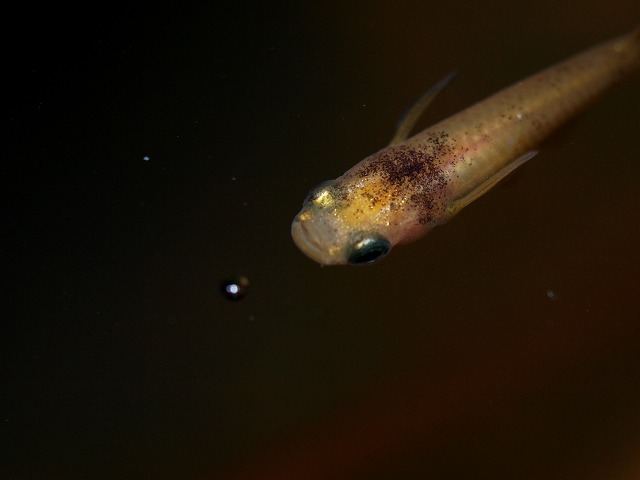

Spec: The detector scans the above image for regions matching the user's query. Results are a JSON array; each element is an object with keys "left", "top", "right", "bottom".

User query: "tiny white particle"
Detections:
[
  {"left": 143, "top": 156, "right": 150, "bottom": 161},
  {"left": 546, "top": 289, "right": 557, "bottom": 300}
]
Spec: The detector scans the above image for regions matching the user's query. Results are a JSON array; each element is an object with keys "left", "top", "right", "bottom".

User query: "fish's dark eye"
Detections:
[
  {"left": 348, "top": 236, "right": 391, "bottom": 265},
  {"left": 304, "top": 180, "right": 334, "bottom": 204}
]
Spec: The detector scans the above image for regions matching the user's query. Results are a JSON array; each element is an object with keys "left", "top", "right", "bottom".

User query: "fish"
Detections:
[{"left": 291, "top": 26, "right": 640, "bottom": 266}]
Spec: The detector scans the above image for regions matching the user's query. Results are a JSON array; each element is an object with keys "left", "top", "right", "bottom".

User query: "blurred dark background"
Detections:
[{"left": 3, "top": 2, "right": 640, "bottom": 479}]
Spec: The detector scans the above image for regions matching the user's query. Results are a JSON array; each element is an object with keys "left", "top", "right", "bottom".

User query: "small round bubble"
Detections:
[{"left": 220, "top": 275, "right": 250, "bottom": 301}]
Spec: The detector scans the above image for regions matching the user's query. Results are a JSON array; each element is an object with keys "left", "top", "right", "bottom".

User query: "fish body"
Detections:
[{"left": 292, "top": 27, "right": 640, "bottom": 265}]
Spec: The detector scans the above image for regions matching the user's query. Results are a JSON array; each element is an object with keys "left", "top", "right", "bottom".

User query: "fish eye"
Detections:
[
  {"left": 304, "top": 180, "right": 334, "bottom": 203},
  {"left": 348, "top": 236, "right": 391, "bottom": 265}
]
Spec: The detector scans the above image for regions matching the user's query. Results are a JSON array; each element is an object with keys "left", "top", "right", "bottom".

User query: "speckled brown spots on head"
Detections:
[
  {"left": 365, "top": 132, "right": 452, "bottom": 183},
  {"left": 409, "top": 191, "right": 437, "bottom": 224},
  {"left": 351, "top": 130, "right": 456, "bottom": 226}
]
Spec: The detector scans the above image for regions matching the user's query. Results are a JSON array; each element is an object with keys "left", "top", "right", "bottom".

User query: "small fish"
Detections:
[{"left": 291, "top": 26, "right": 640, "bottom": 266}]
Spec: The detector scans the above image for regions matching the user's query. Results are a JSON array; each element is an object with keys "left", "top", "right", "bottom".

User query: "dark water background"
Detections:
[{"left": 4, "top": 2, "right": 640, "bottom": 479}]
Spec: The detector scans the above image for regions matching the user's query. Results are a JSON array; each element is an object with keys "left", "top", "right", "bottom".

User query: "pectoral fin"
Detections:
[
  {"left": 389, "top": 72, "right": 458, "bottom": 145},
  {"left": 447, "top": 150, "right": 538, "bottom": 216}
]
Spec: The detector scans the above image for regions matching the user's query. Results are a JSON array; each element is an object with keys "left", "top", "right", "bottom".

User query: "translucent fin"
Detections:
[
  {"left": 389, "top": 71, "right": 458, "bottom": 145},
  {"left": 447, "top": 150, "right": 538, "bottom": 216}
]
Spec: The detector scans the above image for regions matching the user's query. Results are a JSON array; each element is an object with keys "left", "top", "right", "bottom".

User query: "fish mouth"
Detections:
[{"left": 291, "top": 216, "right": 328, "bottom": 265}]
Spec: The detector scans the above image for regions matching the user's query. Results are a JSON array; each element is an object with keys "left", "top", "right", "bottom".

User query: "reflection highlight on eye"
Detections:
[{"left": 348, "top": 236, "right": 391, "bottom": 265}]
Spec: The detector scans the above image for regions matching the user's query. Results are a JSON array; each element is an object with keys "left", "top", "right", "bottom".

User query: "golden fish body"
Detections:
[{"left": 292, "top": 27, "right": 640, "bottom": 265}]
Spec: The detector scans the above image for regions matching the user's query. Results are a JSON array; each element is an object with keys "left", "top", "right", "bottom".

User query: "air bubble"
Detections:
[{"left": 220, "top": 275, "right": 250, "bottom": 301}]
